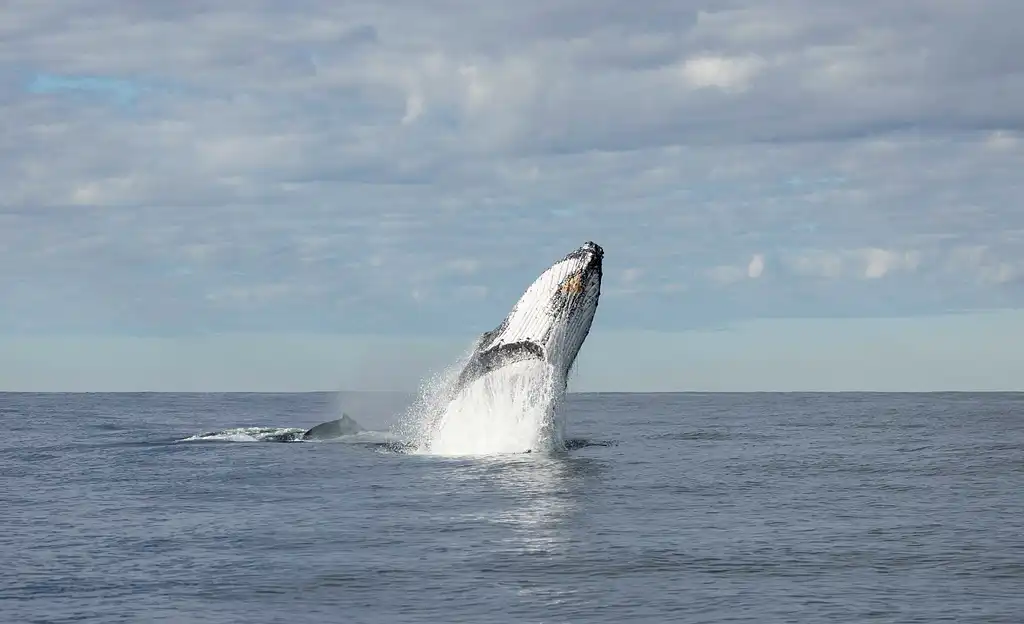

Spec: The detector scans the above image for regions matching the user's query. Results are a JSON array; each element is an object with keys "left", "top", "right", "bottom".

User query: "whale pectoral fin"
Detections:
[
  {"left": 301, "top": 414, "right": 365, "bottom": 440},
  {"left": 479, "top": 340, "right": 546, "bottom": 373},
  {"left": 452, "top": 340, "right": 547, "bottom": 391}
]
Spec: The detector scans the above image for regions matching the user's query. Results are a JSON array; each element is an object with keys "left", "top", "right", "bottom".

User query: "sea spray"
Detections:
[
  {"left": 395, "top": 347, "right": 568, "bottom": 456},
  {"left": 390, "top": 346, "right": 473, "bottom": 450},
  {"left": 426, "top": 359, "right": 564, "bottom": 456}
]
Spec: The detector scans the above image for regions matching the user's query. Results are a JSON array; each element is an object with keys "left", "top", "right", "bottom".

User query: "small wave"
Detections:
[
  {"left": 647, "top": 429, "right": 733, "bottom": 441},
  {"left": 563, "top": 438, "right": 616, "bottom": 450}
]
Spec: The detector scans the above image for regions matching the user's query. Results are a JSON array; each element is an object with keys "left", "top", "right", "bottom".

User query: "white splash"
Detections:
[{"left": 404, "top": 356, "right": 566, "bottom": 457}]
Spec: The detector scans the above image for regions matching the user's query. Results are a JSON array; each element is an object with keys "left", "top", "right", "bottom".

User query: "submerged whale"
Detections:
[
  {"left": 301, "top": 414, "right": 364, "bottom": 440},
  {"left": 185, "top": 413, "right": 365, "bottom": 443}
]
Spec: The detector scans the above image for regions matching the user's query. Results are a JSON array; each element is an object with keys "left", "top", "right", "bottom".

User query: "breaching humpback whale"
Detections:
[
  {"left": 449, "top": 240, "right": 604, "bottom": 401},
  {"left": 416, "top": 241, "right": 604, "bottom": 452}
]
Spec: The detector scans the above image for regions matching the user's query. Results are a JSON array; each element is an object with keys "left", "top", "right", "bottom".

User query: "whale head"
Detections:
[{"left": 455, "top": 241, "right": 604, "bottom": 389}]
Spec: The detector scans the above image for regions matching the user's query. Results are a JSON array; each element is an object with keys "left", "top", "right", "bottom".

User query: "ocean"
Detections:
[{"left": 2, "top": 391, "right": 1022, "bottom": 623}]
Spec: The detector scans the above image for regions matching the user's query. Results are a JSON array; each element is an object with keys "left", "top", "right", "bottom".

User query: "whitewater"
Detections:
[{"left": 399, "top": 352, "right": 568, "bottom": 457}]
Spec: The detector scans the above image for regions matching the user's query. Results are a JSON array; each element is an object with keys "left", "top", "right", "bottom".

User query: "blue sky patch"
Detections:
[{"left": 28, "top": 73, "right": 141, "bottom": 105}]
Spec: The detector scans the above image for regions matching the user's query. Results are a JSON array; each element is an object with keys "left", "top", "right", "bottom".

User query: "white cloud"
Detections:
[
  {"left": 747, "top": 253, "right": 765, "bottom": 278},
  {"left": 679, "top": 54, "right": 765, "bottom": 91},
  {"left": 401, "top": 92, "right": 424, "bottom": 124},
  {"left": 862, "top": 248, "right": 921, "bottom": 279},
  {"left": 785, "top": 248, "right": 922, "bottom": 280}
]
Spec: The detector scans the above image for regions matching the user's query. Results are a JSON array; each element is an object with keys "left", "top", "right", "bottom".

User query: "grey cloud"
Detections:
[{"left": 2, "top": 0, "right": 1023, "bottom": 335}]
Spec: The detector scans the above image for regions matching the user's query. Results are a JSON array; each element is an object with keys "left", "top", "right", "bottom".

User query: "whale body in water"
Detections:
[
  {"left": 301, "top": 414, "right": 364, "bottom": 440},
  {"left": 184, "top": 413, "right": 365, "bottom": 443}
]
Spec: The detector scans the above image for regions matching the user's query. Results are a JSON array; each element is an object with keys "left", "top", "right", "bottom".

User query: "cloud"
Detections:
[
  {"left": 785, "top": 248, "right": 922, "bottom": 280},
  {"left": 946, "top": 245, "right": 1024, "bottom": 285},
  {"left": 679, "top": 54, "right": 766, "bottom": 91},
  {"left": 1, "top": 0, "right": 1023, "bottom": 338},
  {"left": 747, "top": 254, "right": 765, "bottom": 279},
  {"left": 863, "top": 248, "right": 920, "bottom": 279}
]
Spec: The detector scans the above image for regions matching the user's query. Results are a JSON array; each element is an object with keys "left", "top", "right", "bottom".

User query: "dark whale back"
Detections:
[{"left": 302, "top": 414, "right": 364, "bottom": 440}]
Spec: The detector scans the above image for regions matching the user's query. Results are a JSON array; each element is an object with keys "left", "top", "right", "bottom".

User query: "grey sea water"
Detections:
[{"left": 2, "top": 391, "right": 1023, "bottom": 623}]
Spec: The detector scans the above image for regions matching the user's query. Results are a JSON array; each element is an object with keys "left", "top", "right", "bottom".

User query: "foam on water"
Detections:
[
  {"left": 176, "top": 427, "right": 396, "bottom": 444},
  {"left": 402, "top": 356, "right": 567, "bottom": 457},
  {"left": 177, "top": 427, "right": 306, "bottom": 443}
]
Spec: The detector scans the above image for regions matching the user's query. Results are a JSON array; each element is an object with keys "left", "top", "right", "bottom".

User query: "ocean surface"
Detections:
[{"left": 2, "top": 391, "right": 1023, "bottom": 623}]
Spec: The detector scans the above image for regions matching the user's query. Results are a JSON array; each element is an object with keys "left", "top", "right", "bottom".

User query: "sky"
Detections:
[{"left": 2, "top": 0, "right": 1024, "bottom": 392}]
